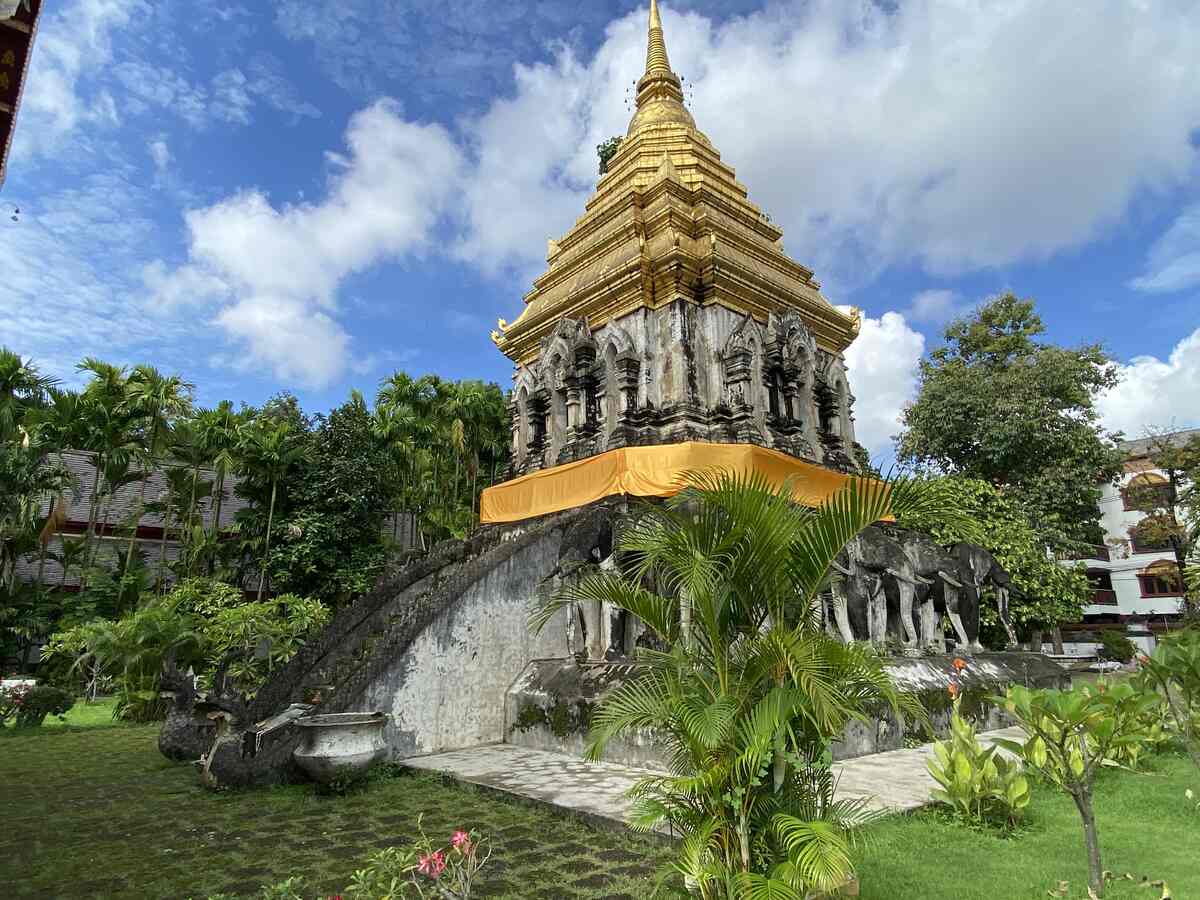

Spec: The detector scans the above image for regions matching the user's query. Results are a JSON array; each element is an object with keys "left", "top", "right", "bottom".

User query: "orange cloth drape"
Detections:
[{"left": 479, "top": 441, "right": 863, "bottom": 524}]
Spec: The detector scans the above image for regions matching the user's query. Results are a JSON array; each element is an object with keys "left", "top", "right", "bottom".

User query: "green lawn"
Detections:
[
  {"left": 0, "top": 721, "right": 671, "bottom": 899},
  {"left": 856, "top": 752, "right": 1200, "bottom": 899},
  {"left": 0, "top": 716, "right": 1196, "bottom": 899}
]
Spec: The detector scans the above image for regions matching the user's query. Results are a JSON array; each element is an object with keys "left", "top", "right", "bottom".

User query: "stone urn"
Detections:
[{"left": 292, "top": 712, "right": 389, "bottom": 782}]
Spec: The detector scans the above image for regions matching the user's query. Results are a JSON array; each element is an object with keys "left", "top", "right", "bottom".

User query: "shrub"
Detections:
[
  {"left": 1099, "top": 629, "right": 1136, "bottom": 663},
  {"left": 0, "top": 680, "right": 33, "bottom": 726},
  {"left": 1137, "top": 627, "right": 1200, "bottom": 771},
  {"left": 13, "top": 685, "right": 75, "bottom": 727},
  {"left": 927, "top": 697, "right": 1030, "bottom": 828}
]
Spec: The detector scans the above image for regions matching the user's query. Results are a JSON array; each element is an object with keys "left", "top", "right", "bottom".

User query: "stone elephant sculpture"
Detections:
[
  {"left": 895, "top": 529, "right": 966, "bottom": 652},
  {"left": 836, "top": 525, "right": 930, "bottom": 648},
  {"left": 950, "top": 543, "right": 1019, "bottom": 650}
]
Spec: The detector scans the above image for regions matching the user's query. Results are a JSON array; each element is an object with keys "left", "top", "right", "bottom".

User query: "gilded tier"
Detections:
[{"left": 492, "top": 0, "right": 861, "bottom": 367}]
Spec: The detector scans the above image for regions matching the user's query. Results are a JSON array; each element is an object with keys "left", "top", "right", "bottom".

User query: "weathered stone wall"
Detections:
[
  {"left": 192, "top": 502, "right": 618, "bottom": 787},
  {"left": 360, "top": 532, "right": 571, "bottom": 758},
  {"left": 504, "top": 652, "right": 1070, "bottom": 769}
]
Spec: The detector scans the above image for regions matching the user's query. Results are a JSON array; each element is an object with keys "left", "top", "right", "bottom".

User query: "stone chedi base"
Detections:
[{"left": 506, "top": 653, "right": 1069, "bottom": 767}]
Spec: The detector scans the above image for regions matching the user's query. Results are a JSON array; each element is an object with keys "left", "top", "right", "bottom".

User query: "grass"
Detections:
[
  {"left": 0, "top": 719, "right": 673, "bottom": 899},
  {"left": 1, "top": 714, "right": 1196, "bottom": 899},
  {"left": 856, "top": 751, "right": 1200, "bottom": 899}
]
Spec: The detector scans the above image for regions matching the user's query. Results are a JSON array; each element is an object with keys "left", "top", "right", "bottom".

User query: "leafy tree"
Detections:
[
  {"left": 531, "top": 471, "right": 968, "bottom": 897},
  {"left": 897, "top": 476, "right": 1089, "bottom": 641},
  {"left": 236, "top": 420, "right": 306, "bottom": 601},
  {"left": 597, "top": 135, "right": 624, "bottom": 175},
  {"left": 995, "top": 683, "right": 1162, "bottom": 898},
  {"left": 898, "top": 294, "right": 1124, "bottom": 552},
  {"left": 1122, "top": 429, "right": 1200, "bottom": 617}
]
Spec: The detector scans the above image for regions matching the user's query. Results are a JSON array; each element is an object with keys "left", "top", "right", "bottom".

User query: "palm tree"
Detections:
[
  {"left": 195, "top": 401, "right": 242, "bottom": 548},
  {"left": 121, "top": 366, "right": 194, "bottom": 578},
  {"left": 532, "top": 471, "right": 972, "bottom": 898},
  {"left": 75, "top": 361, "right": 138, "bottom": 575},
  {"left": 238, "top": 420, "right": 304, "bottom": 600},
  {"left": 0, "top": 347, "right": 56, "bottom": 440}
]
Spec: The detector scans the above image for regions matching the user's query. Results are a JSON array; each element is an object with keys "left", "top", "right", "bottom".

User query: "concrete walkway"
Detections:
[{"left": 402, "top": 727, "right": 1026, "bottom": 828}]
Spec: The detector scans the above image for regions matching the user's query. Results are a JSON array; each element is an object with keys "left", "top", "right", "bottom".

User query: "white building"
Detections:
[{"left": 1062, "top": 429, "right": 1196, "bottom": 655}]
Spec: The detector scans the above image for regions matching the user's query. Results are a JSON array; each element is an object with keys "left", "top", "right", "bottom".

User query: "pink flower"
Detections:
[
  {"left": 418, "top": 851, "right": 446, "bottom": 878},
  {"left": 452, "top": 831, "right": 471, "bottom": 850}
]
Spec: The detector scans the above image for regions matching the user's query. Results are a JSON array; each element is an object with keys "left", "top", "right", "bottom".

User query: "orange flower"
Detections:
[
  {"left": 952, "top": 658, "right": 967, "bottom": 672},
  {"left": 948, "top": 682, "right": 960, "bottom": 699}
]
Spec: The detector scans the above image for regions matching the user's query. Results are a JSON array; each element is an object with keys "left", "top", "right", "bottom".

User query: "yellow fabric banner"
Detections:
[{"left": 479, "top": 441, "right": 862, "bottom": 524}]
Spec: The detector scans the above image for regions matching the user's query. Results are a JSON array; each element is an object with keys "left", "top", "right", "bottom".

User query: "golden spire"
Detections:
[
  {"left": 645, "top": 0, "right": 672, "bottom": 78},
  {"left": 628, "top": 0, "right": 695, "bottom": 135}
]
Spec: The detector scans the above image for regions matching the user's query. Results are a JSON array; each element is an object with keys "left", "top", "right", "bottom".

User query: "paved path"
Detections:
[{"left": 402, "top": 727, "right": 1026, "bottom": 828}]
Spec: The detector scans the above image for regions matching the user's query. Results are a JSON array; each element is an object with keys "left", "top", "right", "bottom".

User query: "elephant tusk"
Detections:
[{"left": 937, "top": 570, "right": 963, "bottom": 589}]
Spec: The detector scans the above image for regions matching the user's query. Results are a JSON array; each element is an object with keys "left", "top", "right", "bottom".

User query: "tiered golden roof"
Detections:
[{"left": 492, "top": 0, "right": 860, "bottom": 367}]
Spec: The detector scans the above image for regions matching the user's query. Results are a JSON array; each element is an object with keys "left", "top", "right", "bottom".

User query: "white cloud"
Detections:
[
  {"left": 906, "top": 289, "right": 964, "bottom": 325},
  {"left": 1097, "top": 328, "right": 1200, "bottom": 437},
  {"left": 148, "top": 138, "right": 171, "bottom": 174},
  {"left": 211, "top": 69, "right": 254, "bottom": 124},
  {"left": 842, "top": 310, "right": 926, "bottom": 457},
  {"left": 455, "top": 1, "right": 1200, "bottom": 286},
  {"left": 0, "top": 172, "right": 198, "bottom": 378},
  {"left": 1130, "top": 205, "right": 1200, "bottom": 293},
  {"left": 15, "top": 0, "right": 144, "bottom": 158},
  {"left": 158, "top": 100, "right": 464, "bottom": 387}
]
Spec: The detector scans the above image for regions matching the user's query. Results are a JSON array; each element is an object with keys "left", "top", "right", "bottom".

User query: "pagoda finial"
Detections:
[
  {"left": 645, "top": 0, "right": 672, "bottom": 78},
  {"left": 628, "top": 0, "right": 694, "bottom": 134}
]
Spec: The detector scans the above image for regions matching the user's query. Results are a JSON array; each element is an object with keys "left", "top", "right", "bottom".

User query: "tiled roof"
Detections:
[
  {"left": 39, "top": 449, "right": 248, "bottom": 530},
  {"left": 1119, "top": 427, "right": 1200, "bottom": 458}
]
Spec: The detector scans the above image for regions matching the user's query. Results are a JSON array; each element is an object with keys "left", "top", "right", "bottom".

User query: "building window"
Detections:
[
  {"left": 1137, "top": 573, "right": 1182, "bottom": 597},
  {"left": 1087, "top": 569, "right": 1116, "bottom": 606},
  {"left": 1129, "top": 518, "right": 1174, "bottom": 554},
  {"left": 1122, "top": 473, "right": 1172, "bottom": 511}
]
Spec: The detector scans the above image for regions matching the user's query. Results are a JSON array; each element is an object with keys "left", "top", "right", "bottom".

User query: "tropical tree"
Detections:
[
  {"left": 531, "top": 471, "right": 969, "bottom": 897},
  {"left": 195, "top": 401, "right": 244, "bottom": 548},
  {"left": 898, "top": 294, "right": 1124, "bottom": 553},
  {"left": 121, "top": 365, "right": 194, "bottom": 580},
  {"left": 237, "top": 420, "right": 304, "bottom": 600},
  {"left": 0, "top": 347, "right": 55, "bottom": 439}
]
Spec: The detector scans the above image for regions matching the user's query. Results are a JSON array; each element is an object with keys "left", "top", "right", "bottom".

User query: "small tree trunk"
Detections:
[
  {"left": 257, "top": 478, "right": 278, "bottom": 602},
  {"left": 82, "top": 455, "right": 104, "bottom": 578},
  {"left": 1072, "top": 788, "right": 1104, "bottom": 897},
  {"left": 1052, "top": 626, "right": 1065, "bottom": 655},
  {"left": 124, "top": 474, "right": 147, "bottom": 577},
  {"left": 209, "top": 469, "right": 226, "bottom": 575},
  {"left": 157, "top": 493, "right": 172, "bottom": 594},
  {"left": 1030, "top": 630, "right": 1044, "bottom": 653}
]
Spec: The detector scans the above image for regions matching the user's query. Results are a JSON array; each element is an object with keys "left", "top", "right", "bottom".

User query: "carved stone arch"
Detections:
[
  {"left": 723, "top": 314, "right": 765, "bottom": 357},
  {"left": 600, "top": 321, "right": 636, "bottom": 358},
  {"left": 513, "top": 366, "right": 539, "bottom": 398}
]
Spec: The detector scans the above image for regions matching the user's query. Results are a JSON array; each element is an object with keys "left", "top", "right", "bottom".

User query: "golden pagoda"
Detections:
[{"left": 482, "top": 0, "right": 866, "bottom": 523}]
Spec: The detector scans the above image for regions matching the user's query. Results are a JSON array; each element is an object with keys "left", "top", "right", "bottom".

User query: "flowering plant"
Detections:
[
  {"left": 0, "top": 681, "right": 34, "bottom": 726},
  {"left": 346, "top": 816, "right": 492, "bottom": 899}
]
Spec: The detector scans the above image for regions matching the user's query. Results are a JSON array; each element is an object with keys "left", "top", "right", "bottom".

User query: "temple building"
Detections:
[{"left": 490, "top": 0, "right": 866, "bottom": 492}]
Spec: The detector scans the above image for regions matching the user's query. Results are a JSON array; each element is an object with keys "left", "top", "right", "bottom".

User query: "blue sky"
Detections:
[{"left": 3, "top": 0, "right": 1199, "bottom": 455}]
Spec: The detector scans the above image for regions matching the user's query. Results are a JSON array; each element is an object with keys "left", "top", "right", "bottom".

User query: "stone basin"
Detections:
[{"left": 292, "top": 712, "right": 389, "bottom": 782}]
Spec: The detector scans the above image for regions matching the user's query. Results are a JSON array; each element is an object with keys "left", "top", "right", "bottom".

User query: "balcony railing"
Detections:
[
  {"left": 1089, "top": 588, "right": 1118, "bottom": 606},
  {"left": 1065, "top": 544, "right": 1111, "bottom": 562}
]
